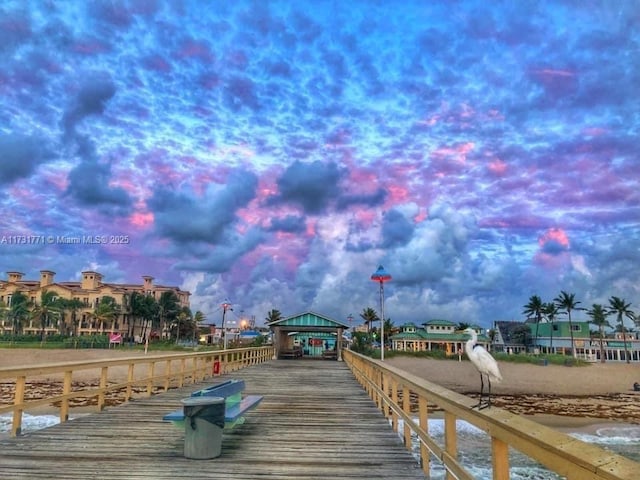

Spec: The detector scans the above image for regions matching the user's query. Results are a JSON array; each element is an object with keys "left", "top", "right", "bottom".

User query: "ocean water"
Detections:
[
  {"left": 0, "top": 413, "right": 87, "bottom": 437},
  {"left": 399, "top": 418, "right": 640, "bottom": 480}
]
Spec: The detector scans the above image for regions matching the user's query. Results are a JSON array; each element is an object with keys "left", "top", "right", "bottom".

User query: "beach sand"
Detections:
[
  {"left": 1, "top": 349, "right": 639, "bottom": 427},
  {"left": 386, "top": 356, "right": 640, "bottom": 425}
]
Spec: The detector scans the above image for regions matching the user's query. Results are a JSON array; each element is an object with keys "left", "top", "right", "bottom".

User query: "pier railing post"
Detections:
[
  {"left": 444, "top": 411, "right": 458, "bottom": 480},
  {"left": 12, "top": 375, "right": 26, "bottom": 437},
  {"left": 97, "top": 367, "right": 107, "bottom": 411},
  {"left": 418, "top": 396, "right": 430, "bottom": 475},
  {"left": 491, "top": 437, "right": 509, "bottom": 480},
  {"left": 402, "top": 384, "right": 411, "bottom": 448},
  {"left": 61, "top": 370, "right": 73, "bottom": 420}
]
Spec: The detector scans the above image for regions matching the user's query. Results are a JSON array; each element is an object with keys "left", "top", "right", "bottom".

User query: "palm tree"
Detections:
[
  {"left": 8, "top": 292, "right": 31, "bottom": 338},
  {"left": 586, "top": 304, "right": 611, "bottom": 363},
  {"left": 359, "top": 307, "right": 378, "bottom": 333},
  {"left": 554, "top": 291, "right": 582, "bottom": 358},
  {"left": 91, "top": 296, "right": 119, "bottom": 333},
  {"left": 192, "top": 310, "right": 206, "bottom": 343},
  {"left": 175, "top": 309, "right": 190, "bottom": 343},
  {"left": 523, "top": 295, "right": 544, "bottom": 350},
  {"left": 265, "top": 309, "right": 282, "bottom": 324},
  {"left": 607, "top": 296, "right": 635, "bottom": 364},
  {"left": 128, "top": 292, "right": 158, "bottom": 341},
  {"left": 64, "top": 298, "right": 85, "bottom": 337},
  {"left": 158, "top": 291, "right": 180, "bottom": 339},
  {"left": 383, "top": 317, "right": 395, "bottom": 345},
  {"left": 0, "top": 300, "right": 7, "bottom": 335},
  {"left": 542, "top": 302, "right": 560, "bottom": 352},
  {"left": 141, "top": 295, "right": 159, "bottom": 341},
  {"left": 31, "top": 291, "right": 61, "bottom": 342}
]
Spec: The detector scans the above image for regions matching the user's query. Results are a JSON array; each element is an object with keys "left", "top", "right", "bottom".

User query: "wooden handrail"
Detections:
[
  {"left": 0, "top": 346, "right": 274, "bottom": 437},
  {"left": 343, "top": 349, "right": 639, "bottom": 480}
]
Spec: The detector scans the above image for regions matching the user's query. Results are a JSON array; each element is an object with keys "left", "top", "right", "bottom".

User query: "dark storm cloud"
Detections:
[
  {"left": 60, "top": 73, "right": 132, "bottom": 212},
  {"left": 336, "top": 188, "right": 387, "bottom": 210},
  {"left": 65, "top": 158, "right": 132, "bottom": 213},
  {"left": 541, "top": 239, "right": 569, "bottom": 255},
  {"left": 175, "top": 228, "right": 265, "bottom": 274},
  {"left": 345, "top": 239, "right": 375, "bottom": 253},
  {"left": 380, "top": 210, "right": 415, "bottom": 248},
  {"left": 62, "top": 74, "right": 117, "bottom": 137},
  {"left": 267, "top": 215, "right": 306, "bottom": 233},
  {"left": 150, "top": 169, "right": 258, "bottom": 244},
  {"left": 269, "top": 160, "right": 342, "bottom": 214},
  {"left": 0, "top": 134, "right": 51, "bottom": 185}
]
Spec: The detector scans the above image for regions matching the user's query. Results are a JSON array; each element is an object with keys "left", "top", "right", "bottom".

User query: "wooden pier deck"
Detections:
[{"left": 0, "top": 360, "right": 426, "bottom": 479}]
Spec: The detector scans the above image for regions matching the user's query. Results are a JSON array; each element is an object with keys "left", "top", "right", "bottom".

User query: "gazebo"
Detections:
[{"left": 268, "top": 311, "right": 350, "bottom": 361}]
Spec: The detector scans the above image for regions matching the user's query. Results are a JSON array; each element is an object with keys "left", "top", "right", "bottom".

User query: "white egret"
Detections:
[{"left": 462, "top": 327, "right": 502, "bottom": 409}]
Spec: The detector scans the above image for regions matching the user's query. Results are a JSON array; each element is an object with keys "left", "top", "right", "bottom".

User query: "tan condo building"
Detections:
[{"left": 0, "top": 270, "right": 190, "bottom": 339}]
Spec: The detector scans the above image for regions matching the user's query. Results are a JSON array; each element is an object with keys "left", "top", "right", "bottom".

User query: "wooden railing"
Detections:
[
  {"left": 343, "top": 350, "right": 639, "bottom": 480},
  {"left": 0, "top": 346, "right": 274, "bottom": 437}
]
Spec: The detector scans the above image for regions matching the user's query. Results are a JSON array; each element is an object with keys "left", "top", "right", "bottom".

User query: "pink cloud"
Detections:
[
  {"left": 129, "top": 211, "right": 154, "bottom": 228},
  {"left": 487, "top": 159, "right": 508, "bottom": 176},
  {"left": 413, "top": 208, "right": 427, "bottom": 223},
  {"left": 354, "top": 209, "right": 376, "bottom": 227},
  {"left": 539, "top": 227, "right": 570, "bottom": 249}
]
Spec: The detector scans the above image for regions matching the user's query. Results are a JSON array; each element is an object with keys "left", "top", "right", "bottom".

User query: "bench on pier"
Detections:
[
  {"left": 163, "top": 379, "right": 263, "bottom": 429},
  {"left": 278, "top": 346, "right": 302, "bottom": 359},
  {"left": 322, "top": 349, "right": 338, "bottom": 360}
]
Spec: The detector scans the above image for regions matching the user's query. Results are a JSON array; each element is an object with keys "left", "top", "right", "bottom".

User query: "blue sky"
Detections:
[{"left": 1, "top": 0, "right": 638, "bottom": 327}]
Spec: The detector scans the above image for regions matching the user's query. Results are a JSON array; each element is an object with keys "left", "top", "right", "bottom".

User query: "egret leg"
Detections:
[
  {"left": 478, "top": 377, "right": 492, "bottom": 410},
  {"left": 472, "top": 374, "right": 486, "bottom": 409}
]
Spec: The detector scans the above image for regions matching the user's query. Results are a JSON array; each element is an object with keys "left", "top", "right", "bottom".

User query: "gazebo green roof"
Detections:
[{"left": 269, "top": 311, "right": 350, "bottom": 329}]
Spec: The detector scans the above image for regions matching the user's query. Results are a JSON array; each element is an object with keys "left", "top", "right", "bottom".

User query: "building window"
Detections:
[{"left": 572, "top": 325, "right": 581, "bottom": 332}]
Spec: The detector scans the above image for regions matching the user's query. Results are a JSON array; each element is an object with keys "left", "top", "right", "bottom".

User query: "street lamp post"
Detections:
[
  {"left": 221, "top": 299, "right": 232, "bottom": 350},
  {"left": 371, "top": 265, "right": 392, "bottom": 361}
]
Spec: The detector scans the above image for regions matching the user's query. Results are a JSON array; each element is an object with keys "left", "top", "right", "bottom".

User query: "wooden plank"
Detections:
[{"left": 0, "top": 360, "right": 426, "bottom": 479}]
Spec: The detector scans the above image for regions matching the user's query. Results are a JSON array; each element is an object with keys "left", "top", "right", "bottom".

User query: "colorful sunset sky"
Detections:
[{"left": 1, "top": 1, "right": 638, "bottom": 328}]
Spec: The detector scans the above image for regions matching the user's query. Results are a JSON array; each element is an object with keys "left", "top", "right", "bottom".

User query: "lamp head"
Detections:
[{"left": 370, "top": 265, "right": 392, "bottom": 282}]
